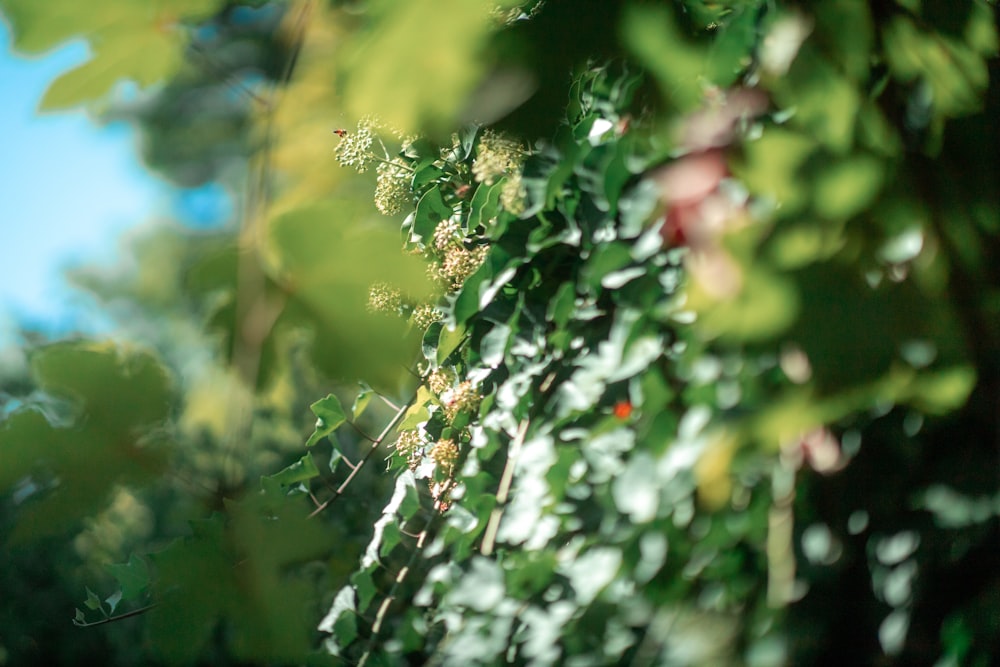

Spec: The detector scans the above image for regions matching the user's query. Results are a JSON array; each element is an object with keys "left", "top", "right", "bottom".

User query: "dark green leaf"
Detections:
[{"left": 106, "top": 554, "right": 150, "bottom": 602}]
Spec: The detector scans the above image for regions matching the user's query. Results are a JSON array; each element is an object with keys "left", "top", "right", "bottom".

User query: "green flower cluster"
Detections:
[
  {"left": 374, "top": 157, "right": 411, "bottom": 215},
  {"left": 472, "top": 129, "right": 524, "bottom": 185},
  {"left": 366, "top": 282, "right": 402, "bottom": 314}
]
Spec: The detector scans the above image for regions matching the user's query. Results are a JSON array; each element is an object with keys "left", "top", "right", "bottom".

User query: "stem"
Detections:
[
  {"left": 308, "top": 397, "right": 413, "bottom": 519},
  {"left": 358, "top": 510, "right": 435, "bottom": 667},
  {"left": 367, "top": 152, "right": 416, "bottom": 172},
  {"left": 74, "top": 603, "right": 158, "bottom": 628},
  {"left": 480, "top": 418, "right": 530, "bottom": 556},
  {"left": 373, "top": 390, "right": 402, "bottom": 412}
]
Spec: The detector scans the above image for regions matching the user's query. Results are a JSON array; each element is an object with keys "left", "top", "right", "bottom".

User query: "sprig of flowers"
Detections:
[{"left": 472, "top": 129, "right": 525, "bottom": 186}]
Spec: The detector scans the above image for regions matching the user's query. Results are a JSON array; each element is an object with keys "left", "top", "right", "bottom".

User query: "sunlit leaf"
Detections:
[
  {"left": 305, "top": 394, "right": 347, "bottom": 447},
  {"left": 267, "top": 452, "right": 321, "bottom": 486}
]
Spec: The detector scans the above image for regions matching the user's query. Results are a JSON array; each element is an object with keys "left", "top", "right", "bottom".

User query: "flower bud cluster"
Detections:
[
  {"left": 444, "top": 380, "right": 481, "bottom": 421},
  {"left": 500, "top": 170, "right": 526, "bottom": 215},
  {"left": 367, "top": 282, "right": 403, "bottom": 314},
  {"left": 430, "top": 438, "right": 459, "bottom": 472},
  {"left": 433, "top": 219, "right": 462, "bottom": 251},
  {"left": 395, "top": 429, "right": 425, "bottom": 469},
  {"left": 431, "top": 245, "right": 489, "bottom": 290},
  {"left": 374, "top": 158, "right": 411, "bottom": 215},
  {"left": 427, "top": 367, "right": 456, "bottom": 395},
  {"left": 334, "top": 118, "right": 380, "bottom": 173},
  {"left": 472, "top": 129, "right": 524, "bottom": 185},
  {"left": 410, "top": 303, "right": 443, "bottom": 330}
]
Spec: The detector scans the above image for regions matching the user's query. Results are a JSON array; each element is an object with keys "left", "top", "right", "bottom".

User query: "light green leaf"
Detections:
[
  {"left": 267, "top": 452, "right": 321, "bottom": 486},
  {"left": 341, "top": 0, "right": 495, "bottom": 133},
  {"left": 398, "top": 387, "right": 434, "bottom": 432},
  {"left": 105, "top": 590, "right": 123, "bottom": 615},
  {"left": 437, "top": 324, "right": 467, "bottom": 365},
  {"left": 814, "top": 156, "right": 884, "bottom": 220},
  {"left": 621, "top": 4, "right": 706, "bottom": 110},
  {"left": 305, "top": 394, "right": 347, "bottom": 447},
  {"left": 84, "top": 587, "right": 103, "bottom": 612},
  {"left": 352, "top": 384, "right": 373, "bottom": 420}
]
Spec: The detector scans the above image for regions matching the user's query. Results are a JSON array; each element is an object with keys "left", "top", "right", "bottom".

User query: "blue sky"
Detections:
[{"left": 0, "top": 21, "right": 165, "bottom": 342}]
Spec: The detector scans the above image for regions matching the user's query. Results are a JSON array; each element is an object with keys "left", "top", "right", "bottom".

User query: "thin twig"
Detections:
[
  {"left": 308, "top": 398, "right": 413, "bottom": 519},
  {"left": 358, "top": 511, "right": 435, "bottom": 667},
  {"left": 480, "top": 418, "right": 530, "bottom": 556},
  {"left": 373, "top": 391, "right": 402, "bottom": 412},
  {"left": 74, "top": 603, "right": 158, "bottom": 628}
]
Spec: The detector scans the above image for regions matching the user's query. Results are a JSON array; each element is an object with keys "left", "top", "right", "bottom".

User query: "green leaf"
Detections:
[
  {"left": 413, "top": 186, "right": 453, "bottom": 242},
  {"left": 622, "top": 4, "right": 706, "bottom": 111},
  {"left": 705, "top": 5, "right": 760, "bottom": 87},
  {"left": 105, "top": 590, "right": 123, "bottom": 615},
  {"left": 547, "top": 281, "right": 577, "bottom": 329},
  {"left": 735, "top": 129, "right": 815, "bottom": 216},
  {"left": 267, "top": 452, "right": 321, "bottom": 486},
  {"left": 84, "top": 587, "right": 103, "bottom": 612},
  {"left": 0, "top": 343, "right": 171, "bottom": 541},
  {"left": 412, "top": 163, "right": 446, "bottom": 191},
  {"left": 305, "top": 394, "right": 347, "bottom": 447},
  {"left": 480, "top": 322, "right": 512, "bottom": 369},
  {"left": 40, "top": 30, "right": 182, "bottom": 110},
  {"left": 352, "top": 384, "right": 373, "bottom": 419},
  {"left": 814, "top": 156, "right": 884, "bottom": 220},
  {"left": 907, "top": 366, "right": 976, "bottom": 415},
  {"left": 329, "top": 447, "right": 344, "bottom": 475},
  {"left": 340, "top": 0, "right": 495, "bottom": 133},
  {"left": 351, "top": 566, "right": 379, "bottom": 612},
  {"left": 267, "top": 202, "right": 430, "bottom": 386},
  {"left": 470, "top": 181, "right": 503, "bottom": 229},
  {"left": 106, "top": 553, "right": 150, "bottom": 602},
  {"left": 437, "top": 324, "right": 467, "bottom": 365},
  {"left": 318, "top": 586, "right": 358, "bottom": 647},
  {"left": 694, "top": 267, "right": 799, "bottom": 342},
  {"left": 398, "top": 387, "right": 434, "bottom": 432}
]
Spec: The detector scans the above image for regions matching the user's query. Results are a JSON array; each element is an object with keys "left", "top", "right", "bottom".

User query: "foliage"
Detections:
[{"left": 1, "top": 1, "right": 1000, "bottom": 666}]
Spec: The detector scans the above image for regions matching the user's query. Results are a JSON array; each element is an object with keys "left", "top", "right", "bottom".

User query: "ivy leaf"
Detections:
[
  {"left": 470, "top": 181, "right": 503, "bottom": 229},
  {"left": 412, "top": 163, "right": 446, "bottom": 191},
  {"left": 267, "top": 453, "right": 321, "bottom": 487},
  {"left": 437, "top": 324, "right": 467, "bottom": 365},
  {"left": 352, "top": 384, "right": 373, "bottom": 419},
  {"left": 0, "top": 343, "right": 170, "bottom": 542},
  {"left": 106, "top": 553, "right": 150, "bottom": 602},
  {"left": 413, "top": 186, "right": 453, "bottom": 242},
  {"left": 318, "top": 586, "right": 358, "bottom": 649},
  {"left": 305, "top": 394, "right": 347, "bottom": 447},
  {"left": 398, "top": 387, "right": 434, "bottom": 431},
  {"left": 480, "top": 322, "right": 512, "bottom": 369},
  {"left": 105, "top": 590, "right": 123, "bottom": 615},
  {"left": 83, "top": 587, "right": 103, "bottom": 612}
]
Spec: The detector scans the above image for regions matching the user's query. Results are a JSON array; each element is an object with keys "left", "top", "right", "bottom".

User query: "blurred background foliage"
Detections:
[{"left": 0, "top": 0, "right": 998, "bottom": 665}]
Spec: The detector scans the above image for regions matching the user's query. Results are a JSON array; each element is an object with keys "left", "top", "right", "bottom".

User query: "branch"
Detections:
[
  {"left": 308, "top": 397, "right": 414, "bottom": 519},
  {"left": 73, "top": 603, "right": 158, "bottom": 628},
  {"left": 480, "top": 418, "right": 530, "bottom": 556}
]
